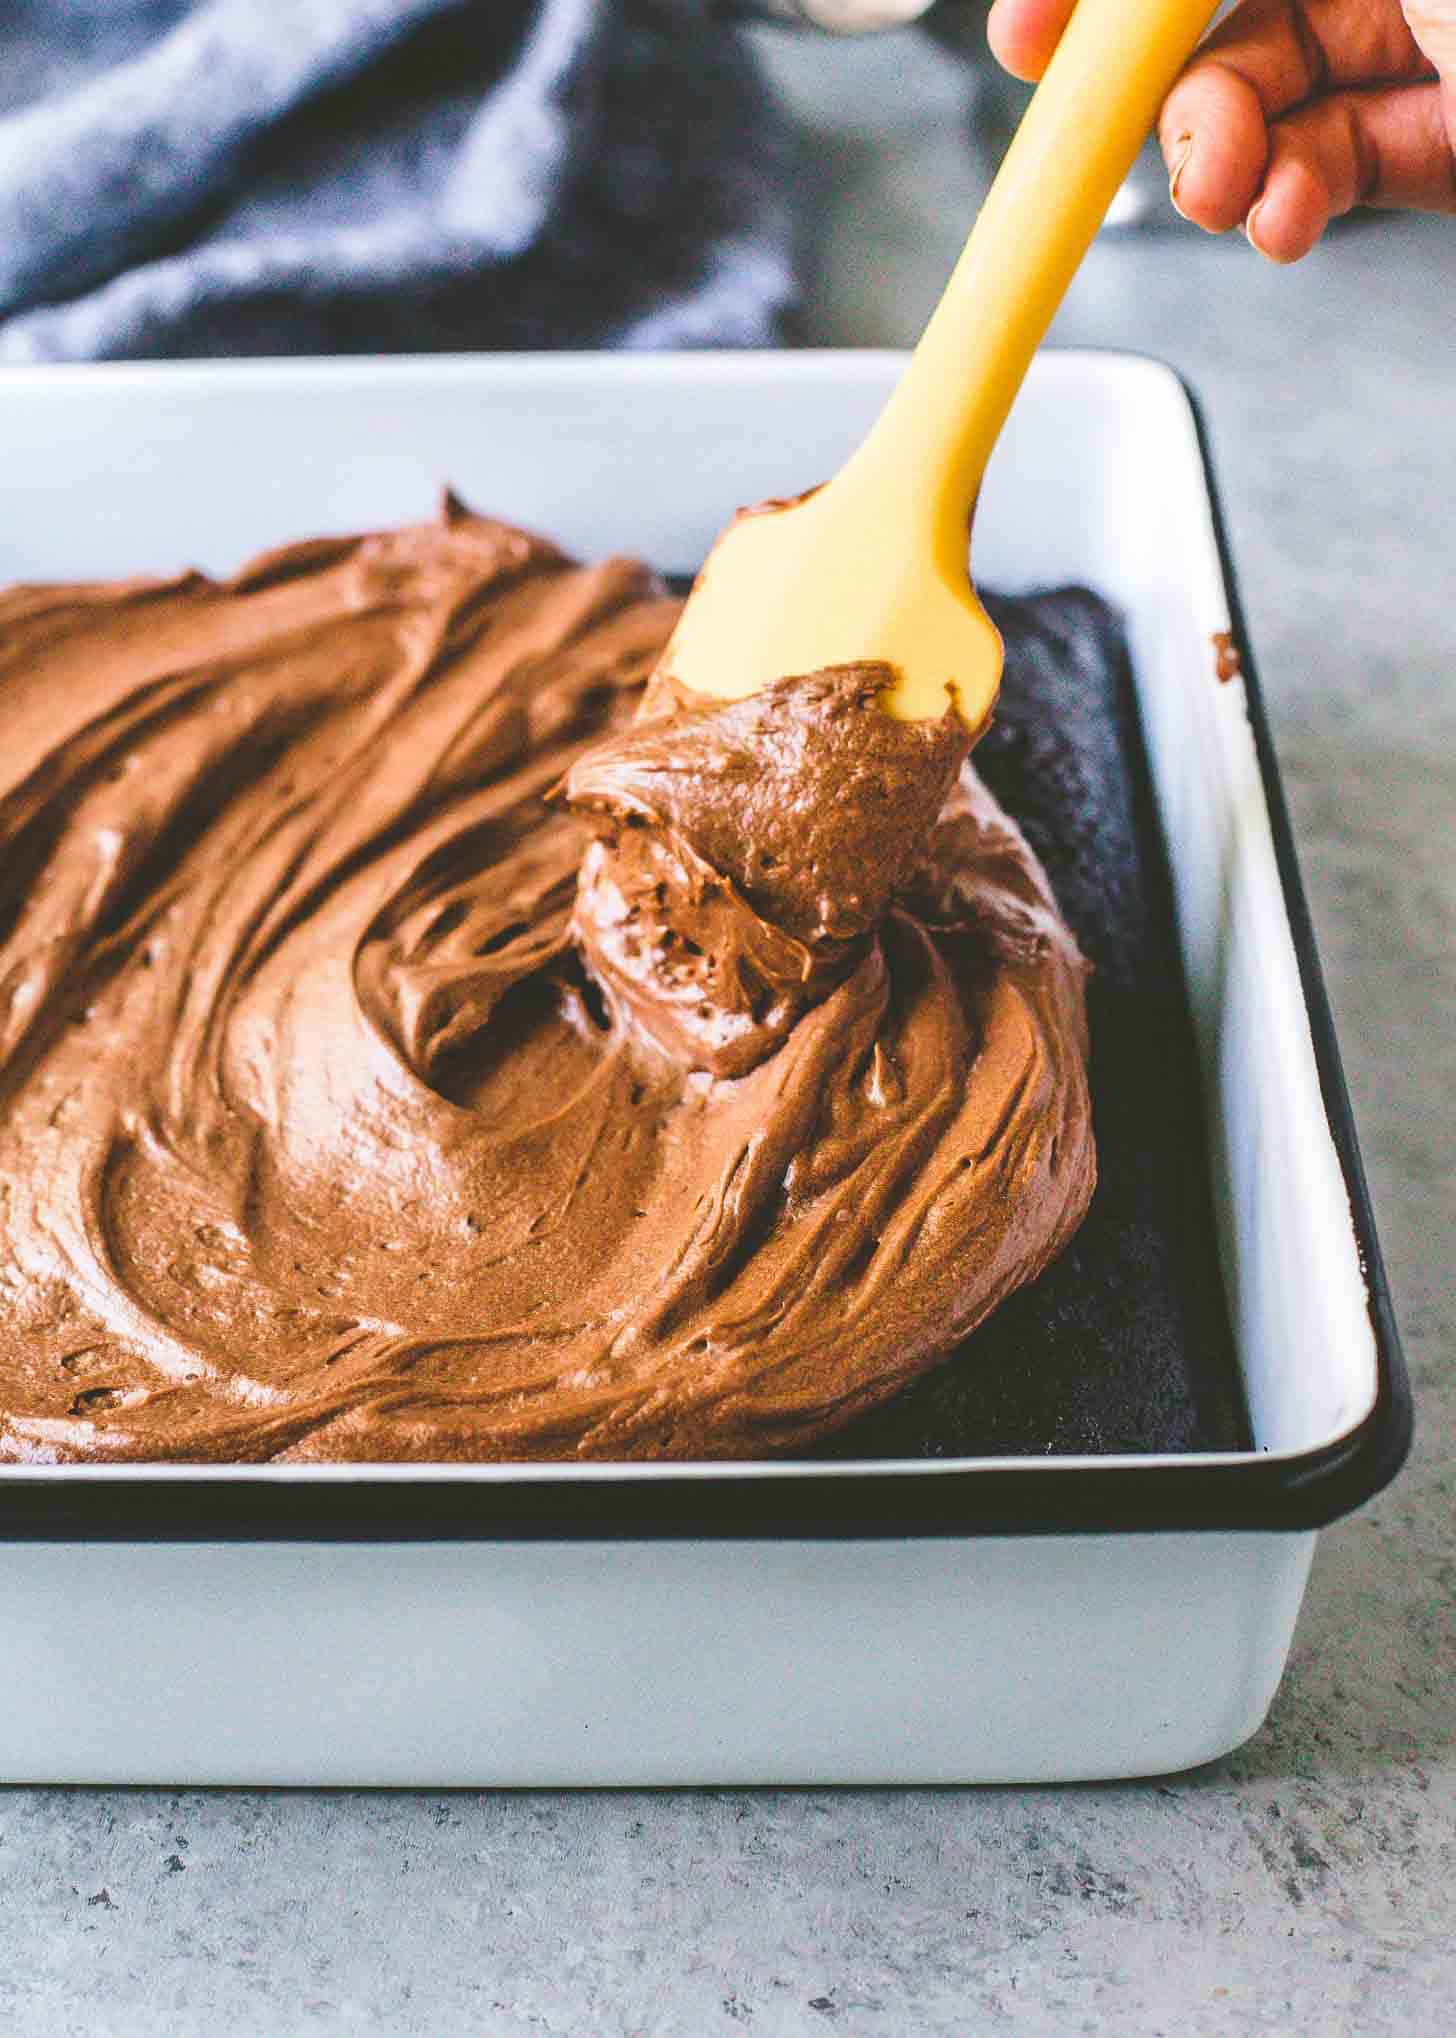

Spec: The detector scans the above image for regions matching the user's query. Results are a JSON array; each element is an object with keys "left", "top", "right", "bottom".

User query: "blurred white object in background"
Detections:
[{"left": 738, "top": 1, "right": 936, "bottom": 24}]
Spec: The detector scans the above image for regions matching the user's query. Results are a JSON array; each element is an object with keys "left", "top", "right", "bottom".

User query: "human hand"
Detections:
[{"left": 986, "top": 0, "right": 1456, "bottom": 261}]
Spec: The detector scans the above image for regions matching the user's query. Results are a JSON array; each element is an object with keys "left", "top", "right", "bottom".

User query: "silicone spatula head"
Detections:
[
  {"left": 659, "top": 0, "right": 1219, "bottom": 730},
  {"left": 659, "top": 475, "right": 1004, "bottom": 731}
]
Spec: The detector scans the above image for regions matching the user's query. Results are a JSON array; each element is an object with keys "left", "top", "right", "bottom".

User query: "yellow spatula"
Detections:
[{"left": 660, "top": 0, "right": 1218, "bottom": 730}]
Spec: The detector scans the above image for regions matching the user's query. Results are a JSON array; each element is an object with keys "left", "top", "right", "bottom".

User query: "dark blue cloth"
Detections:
[{"left": 0, "top": 0, "right": 795, "bottom": 359}]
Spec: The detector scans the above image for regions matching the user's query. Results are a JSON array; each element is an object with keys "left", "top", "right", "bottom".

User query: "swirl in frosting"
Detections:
[{"left": 0, "top": 498, "right": 1093, "bottom": 1462}]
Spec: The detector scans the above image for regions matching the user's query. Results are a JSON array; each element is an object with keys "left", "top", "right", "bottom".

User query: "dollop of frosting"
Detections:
[
  {"left": 0, "top": 500, "right": 1094, "bottom": 1463},
  {"left": 566, "top": 665, "right": 970, "bottom": 1077}
]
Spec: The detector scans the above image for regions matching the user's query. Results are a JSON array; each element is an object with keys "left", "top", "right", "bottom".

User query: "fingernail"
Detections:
[
  {"left": 1167, "top": 134, "right": 1193, "bottom": 214},
  {"left": 1244, "top": 198, "right": 1269, "bottom": 255}
]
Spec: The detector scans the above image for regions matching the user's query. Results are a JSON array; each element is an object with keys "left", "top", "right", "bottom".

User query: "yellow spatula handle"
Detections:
[{"left": 837, "top": 0, "right": 1219, "bottom": 528}]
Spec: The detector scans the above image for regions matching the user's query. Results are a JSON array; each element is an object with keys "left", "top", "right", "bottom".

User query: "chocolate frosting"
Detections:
[{"left": 0, "top": 500, "right": 1094, "bottom": 1463}]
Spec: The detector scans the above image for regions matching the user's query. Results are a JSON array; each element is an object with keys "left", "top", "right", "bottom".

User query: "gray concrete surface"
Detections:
[{"left": 2, "top": 25, "right": 1453, "bottom": 2036}]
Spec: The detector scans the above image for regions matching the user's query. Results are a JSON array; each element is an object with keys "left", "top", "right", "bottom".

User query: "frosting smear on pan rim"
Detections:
[{"left": 0, "top": 498, "right": 1093, "bottom": 1463}]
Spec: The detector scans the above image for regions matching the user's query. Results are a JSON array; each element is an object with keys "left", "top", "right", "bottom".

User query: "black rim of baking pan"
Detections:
[{"left": 0, "top": 356, "right": 1411, "bottom": 1543}]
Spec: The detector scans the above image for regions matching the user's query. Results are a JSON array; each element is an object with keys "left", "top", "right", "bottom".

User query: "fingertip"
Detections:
[
  {"left": 1165, "top": 132, "right": 1194, "bottom": 209},
  {"left": 1244, "top": 162, "right": 1329, "bottom": 263},
  {"left": 1159, "top": 67, "right": 1270, "bottom": 233},
  {"left": 1242, "top": 198, "right": 1286, "bottom": 261},
  {"left": 985, "top": 16, "right": 1040, "bottom": 80},
  {"left": 1161, "top": 138, "right": 1256, "bottom": 235},
  {"left": 986, "top": 0, "right": 1071, "bottom": 82},
  {"left": 1244, "top": 216, "right": 1309, "bottom": 263}
]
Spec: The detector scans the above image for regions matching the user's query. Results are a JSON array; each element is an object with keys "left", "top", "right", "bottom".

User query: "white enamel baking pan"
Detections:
[{"left": 0, "top": 352, "right": 1408, "bottom": 1784}]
